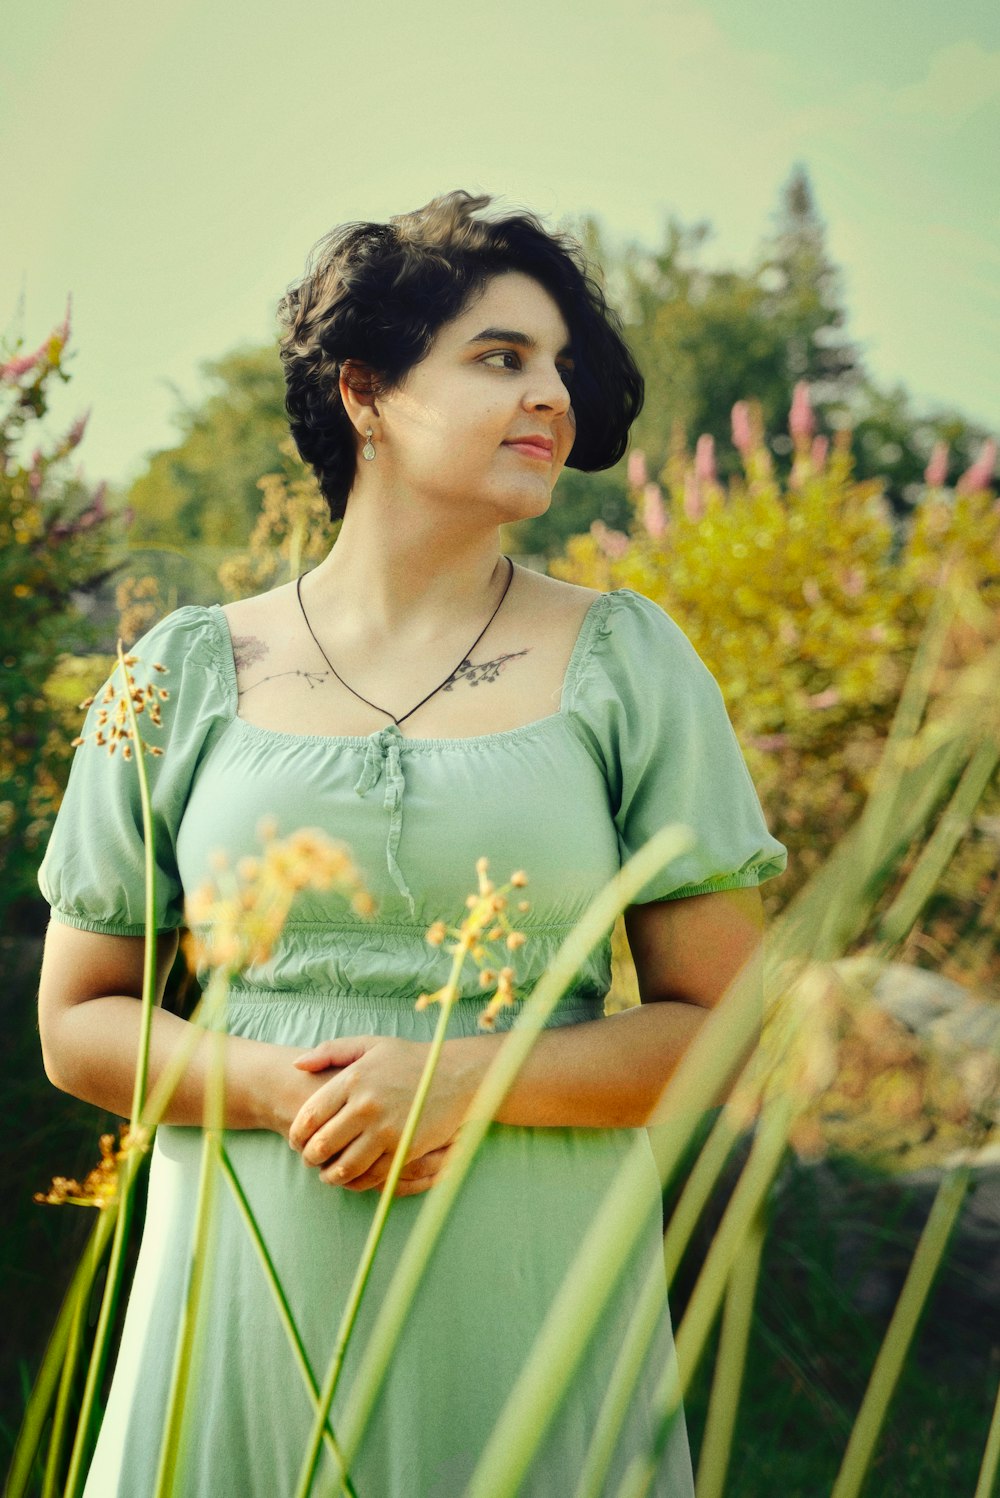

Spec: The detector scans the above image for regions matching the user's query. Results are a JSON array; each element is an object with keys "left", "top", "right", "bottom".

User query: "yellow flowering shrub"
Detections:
[
  {"left": 551, "top": 394, "right": 1000, "bottom": 991},
  {"left": 217, "top": 436, "right": 332, "bottom": 600}
]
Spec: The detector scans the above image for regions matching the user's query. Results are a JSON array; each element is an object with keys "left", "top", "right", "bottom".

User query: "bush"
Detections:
[{"left": 549, "top": 389, "right": 1000, "bottom": 989}]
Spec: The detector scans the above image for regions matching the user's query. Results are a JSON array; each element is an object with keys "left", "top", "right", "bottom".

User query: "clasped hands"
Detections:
[{"left": 285, "top": 1034, "right": 475, "bottom": 1199}]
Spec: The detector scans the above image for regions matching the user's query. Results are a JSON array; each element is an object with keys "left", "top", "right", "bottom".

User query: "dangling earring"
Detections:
[{"left": 362, "top": 427, "right": 376, "bottom": 461}]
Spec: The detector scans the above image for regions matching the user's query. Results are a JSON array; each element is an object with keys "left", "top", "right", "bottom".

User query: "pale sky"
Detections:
[{"left": 2, "top": 0, "right": 997, "bottom": 492}]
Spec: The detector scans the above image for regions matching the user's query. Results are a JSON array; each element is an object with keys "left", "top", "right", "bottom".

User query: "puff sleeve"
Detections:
[
  {"left": 36, "top": 606, "right": 228, "bottom": 936},
  {"left": 582, "top": 590, "right": 788, "bottom": 905}
]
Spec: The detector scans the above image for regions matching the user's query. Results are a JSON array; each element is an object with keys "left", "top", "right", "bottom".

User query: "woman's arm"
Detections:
[
  {"left": 37, "top": 922, "right": 320, "bottom": 1134},
  {"left": 444, "top": 886, "right": 766, "bottom": 1129}
]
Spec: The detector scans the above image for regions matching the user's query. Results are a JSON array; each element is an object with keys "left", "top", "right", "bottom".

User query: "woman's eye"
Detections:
[
  {"left": 482, "top": 350, "right": 521, "bottom": 370},
  {"left": 481, "top": 351, "right": 575, "bottom": 384}
]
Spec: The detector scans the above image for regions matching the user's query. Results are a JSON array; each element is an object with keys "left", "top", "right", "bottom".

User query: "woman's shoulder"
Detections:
[
  {"left": 216, "top": 579, "right": 298, "bottom": 666},
  {"left": 516, "top": 568, "right": 605, "bottom": 633},
  {"left": 567, "top": 584, "right": 697, "bottom": 658},
  {"left": 568, "top": 586, "right": 724, "bottom": 729},
  {"left": 125, "top": 603, "right": 235, "bottom": 714},
  {"left": 131, "top": 601, "right": 222, "bottom": 662}
]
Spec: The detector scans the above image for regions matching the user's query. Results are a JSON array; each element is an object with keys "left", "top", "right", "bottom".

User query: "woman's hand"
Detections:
[{"left": 286, "top": 1035, "right": 473, "bottom": 1196}]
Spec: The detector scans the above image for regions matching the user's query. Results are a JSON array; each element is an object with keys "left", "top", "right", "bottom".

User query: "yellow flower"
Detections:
[
  {"left": 185, "top": 824, "right": 374, "bottom": 976},
  {"left": 34, "top": 1124, "right": 149, "bottom": 1209},
  {"left": 416, "top": 858, "right": 531, "bottom": 1030}
]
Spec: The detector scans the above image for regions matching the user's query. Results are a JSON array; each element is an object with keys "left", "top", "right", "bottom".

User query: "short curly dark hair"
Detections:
[{"left": 275, "top": 190, "right": 644, "bottom": 522}]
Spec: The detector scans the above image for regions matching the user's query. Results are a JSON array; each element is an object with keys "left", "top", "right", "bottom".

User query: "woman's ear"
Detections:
[{"left": 339, "top": 360, "right": 381, "bottom": 436}]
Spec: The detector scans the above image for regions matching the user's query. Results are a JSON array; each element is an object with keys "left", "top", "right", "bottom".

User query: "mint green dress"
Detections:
[{"left": 37, "top": 588, "right": 787, "bottom": 1498}]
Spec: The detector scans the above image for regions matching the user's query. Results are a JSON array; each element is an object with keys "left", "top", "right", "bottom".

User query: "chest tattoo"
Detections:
[
  {"left": 440, "top": 649, "right": 530, "bottom": 690},
  {"left": 231, "top": 633, "right": 268, "bottom": 673},
  {"left": 230, "top": 630, "right": 532, "bottom": 701}
]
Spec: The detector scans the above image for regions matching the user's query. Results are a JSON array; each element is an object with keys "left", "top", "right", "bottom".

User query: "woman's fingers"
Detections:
[
  {"left": 402, "top": 1145, "right": 452, "bottom": 1175},
  {"left": 391, "top": 1175, "right": 436, "bottom": 1197},
  {"left": 330, "top": 1143, "right": 455, "bottom": 1194}
]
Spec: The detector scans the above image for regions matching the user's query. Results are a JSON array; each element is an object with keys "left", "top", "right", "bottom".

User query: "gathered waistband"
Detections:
[{"left": 222, "top": 985, "right": 606, "bottom": 1019}]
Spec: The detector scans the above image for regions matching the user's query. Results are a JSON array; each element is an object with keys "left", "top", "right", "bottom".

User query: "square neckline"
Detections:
[{"left": 206, "top": 590, "right": 619, "bottom": 750}]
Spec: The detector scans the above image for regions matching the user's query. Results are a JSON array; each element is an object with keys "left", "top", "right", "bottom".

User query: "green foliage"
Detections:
[
  {"left": 0, "top": 307, "right": 129, "bottom": 931},
  {"left": 602, "top": 166, "right": 993, "bottom": 515},
  {"left": 126, "top": 345, "right": 290, "bottom": 550}
]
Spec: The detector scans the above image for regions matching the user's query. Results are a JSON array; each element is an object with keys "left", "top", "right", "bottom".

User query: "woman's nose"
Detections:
[{"left": 523, "top": 363, "right": 572, "bottom": 415}]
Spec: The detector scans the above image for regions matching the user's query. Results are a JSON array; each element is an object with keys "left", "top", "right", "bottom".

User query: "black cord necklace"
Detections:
[{"left": 295, "top": 554, "right": 516, "bottom": 729}]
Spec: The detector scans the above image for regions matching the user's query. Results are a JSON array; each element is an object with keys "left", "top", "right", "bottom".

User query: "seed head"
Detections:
[
  {"left": 185, "top": 824, "right": 374, "bottom": 975},
  {"left": 72, "top": 648, "right": 170, "bottom": 759}
]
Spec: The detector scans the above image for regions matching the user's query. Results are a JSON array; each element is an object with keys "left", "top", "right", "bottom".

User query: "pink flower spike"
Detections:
[
  {"left": 731, "top": 401, "right": 753, "bottom": 457},
  {"left": 54, "top": 294, "right": 73, "bottom": 347},
  {"left": 810, "top": 435, "right": 828, "bottom": 471},
  {"left": 627, "top": 449, "right": 648, "bottom": 488},
  {"left": 1, "top": 345, "right": 45, "bottom": 383},
  {"left": 807, "top": 687, "right": 841, "bottom": 710},
  {"left": 683, "top": 471, "right": 705, "bottom": 522},
  {"left": 642, "top": 482, "right": 667, "bottom": 538},
  {"left": 591, "top": 520, "right": 631, "bottom": 558},
  {"left": 789, "top": 381, "right": 814, "bottom": 443},
  {"left": 924, "top": 440, "right": 949, "bottom": 488},
  {"left": 956, "top": 438, "right": 997, "bottom": 495},
  {"left": 66, "top": 410, "right": 91, "bottom": 448},
  {"left": 694, "top": 433, "right": 716, "bottom": 485}
]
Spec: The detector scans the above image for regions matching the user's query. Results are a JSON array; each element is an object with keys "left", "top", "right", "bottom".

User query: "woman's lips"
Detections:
[{"left": 505, "top": 441, "right": 552, "bottom": 461}]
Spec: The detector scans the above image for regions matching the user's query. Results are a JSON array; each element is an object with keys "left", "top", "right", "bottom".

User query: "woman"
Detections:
[{"left": 37, "top": 189, "right": 787, "bottom": 1496}]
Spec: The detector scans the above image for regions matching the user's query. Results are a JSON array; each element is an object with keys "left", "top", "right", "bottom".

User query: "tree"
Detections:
[
  {"left": 754, "top": 161, "right": 862, "bottom": 398},
  {"left": 126, "top": 345, "right": 289, "bottom": 551}
]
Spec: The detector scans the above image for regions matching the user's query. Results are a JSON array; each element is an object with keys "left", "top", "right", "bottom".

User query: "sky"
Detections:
[{"left": 2, "top": 0, "right": 998, "bottom": 494}]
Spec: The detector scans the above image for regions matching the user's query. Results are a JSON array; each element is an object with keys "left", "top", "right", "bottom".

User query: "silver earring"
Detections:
[{"left": 362, "top": 428, "right": 376, "bottom": 461}]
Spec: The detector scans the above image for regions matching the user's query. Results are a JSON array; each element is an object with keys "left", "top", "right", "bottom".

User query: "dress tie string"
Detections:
[{"left": 352, "top": 725, "right": 416, "bottom": 916}]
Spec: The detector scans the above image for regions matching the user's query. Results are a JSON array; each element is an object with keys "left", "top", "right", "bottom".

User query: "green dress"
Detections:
[{"left": 37, "top": 587, "right": 787, "bottom": 1497}]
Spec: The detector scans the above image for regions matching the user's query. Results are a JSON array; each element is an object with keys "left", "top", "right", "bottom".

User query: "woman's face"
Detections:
[{"left": 365, "top": 271, "right": 577, "bottom": 523}]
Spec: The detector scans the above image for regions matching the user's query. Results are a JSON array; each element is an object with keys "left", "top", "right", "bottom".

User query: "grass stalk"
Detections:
[
  {"left": 217, "top": 1143, "right": 356, "bottom": 1493},
  {"left": 292, "top": 931, "right": 481, "bottom": 1498},
  {"left": 61, "top": 1150, "right": 145, "bottom": 1498},
  {"left": 151, "top": 983, "right": 227, "bottom": 1498},
  {"left": 569, "top": 1248, "right": 669, "bottom": 1498},
  {"left": 5, "top": 1208, "right": 116, "bottom": 1498},
  {"left": 693, "top": 1196, "right": 768, "bottom": 1498},
  {"left": 569, "top": 1110, "right": 748, "bottom": 1498},
  {"left": 39, "top": 1269, "right": 87, "bottom": 1498},
  {"left": 829, "top": 1164, "right": 973, "bottom": 1498},
  {"left": 973, "top": 1362, "right": 1000, "bottom": 1498},
  {"left": 60, "top": 643, "right": 165, "bottom": 1495},
  {"left": 658, "top": 1108, "right": 743, "bottom": 1289},
  {"left": 614, "top": 1097, "right": 794, "bottom": 1498},
  {"left": 125, "top": 641, "right": 160, "bottom": 1127},
  {"left": 322, "top": 824, "right": 699, "bottom": 1486},
  {"left": 876, "top": 734, "right": 1000, "bottom": 945}
]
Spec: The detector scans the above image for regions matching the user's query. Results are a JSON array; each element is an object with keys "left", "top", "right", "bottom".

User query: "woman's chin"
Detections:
[{"left": 498, "top": 483, "right": 554, "bottom": 523}]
